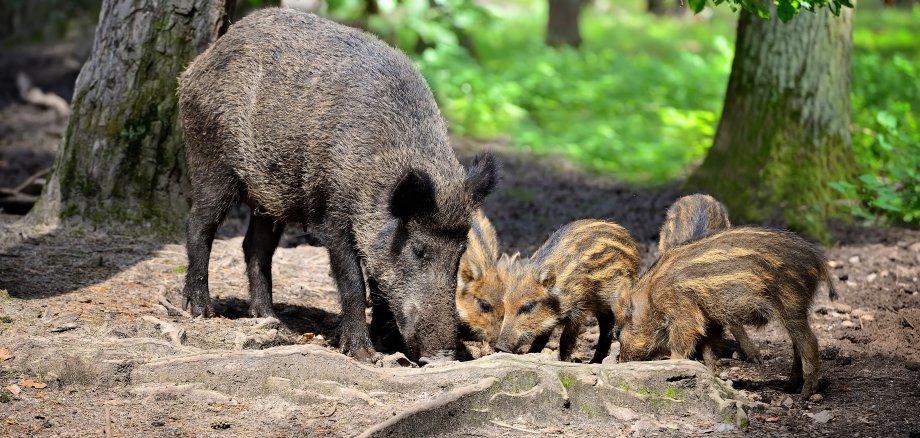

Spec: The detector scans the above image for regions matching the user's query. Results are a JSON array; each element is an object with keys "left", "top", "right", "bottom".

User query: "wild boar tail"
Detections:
[{"left": 819, "top": 258, "right": 839, "bottom": 301}]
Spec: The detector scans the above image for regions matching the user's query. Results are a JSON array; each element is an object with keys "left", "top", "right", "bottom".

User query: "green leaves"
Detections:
[{"left": 689, "top": 0, "right": 852, "bottom": 21}]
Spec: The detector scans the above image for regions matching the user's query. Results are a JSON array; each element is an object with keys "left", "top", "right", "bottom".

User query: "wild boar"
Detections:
[
  {"left": 494, "top": 220, "right": 640, "bottom": 363},
  {"left": 455, "top": 210, "right": 506, "bottom": 343},
  {"left": 177, "top": 9, "right": 497, "bottom": 363},
  {"left": 617, "top": 227, "right": 838, "bottom": 398},
  {"left": 657, "top": 194, "right": 760, "bottom": 363}
]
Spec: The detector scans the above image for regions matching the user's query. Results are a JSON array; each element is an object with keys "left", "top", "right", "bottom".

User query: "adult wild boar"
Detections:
[{"left": 177, "top": 9, "right": 497, "bottom": 363}]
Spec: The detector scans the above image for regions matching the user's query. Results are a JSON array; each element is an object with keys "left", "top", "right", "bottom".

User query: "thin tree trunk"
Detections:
[
  {"left": 546, "top": 0, "right": 582, "bottom": 47},
  {"left": 685, "top": 4, "right": 857, "bottom": 241},
  {"left": 29, "top": 0, "right": 233, "bottom": 235}
]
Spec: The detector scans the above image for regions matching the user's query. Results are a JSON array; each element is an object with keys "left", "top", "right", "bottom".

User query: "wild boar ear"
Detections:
[
  {"left": 464, "top": 152, "right": 498, "bottom": 207},
  {"left": 390, "top": 168, "right": 436, "bottom": 221},
  {"left": 538, "top": 268, "right": 556, "bottom": 290}
]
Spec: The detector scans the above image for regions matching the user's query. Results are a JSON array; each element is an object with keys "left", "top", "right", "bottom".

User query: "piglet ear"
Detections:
[
  {"left": 465, "top": 152, "right": 499, "bottom": 207},
  {"left": 497, "top": 252, "right": 520, "bottom": 269},
  {"left": 459, "top": 256, "right": 482, "bottom": 284},
  {"left": 539, "top": 268, "right": 556, "bottom": 290},
  {"left": 390, "top": 168, "right": 436, "bottom": 220}
]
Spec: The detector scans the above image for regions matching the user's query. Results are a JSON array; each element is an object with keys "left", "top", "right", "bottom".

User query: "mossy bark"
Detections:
[
  {"left": 29, "top": 0, "right": 232, "bottom": 236},
  {"left": 546, "top": 0, "right": 582, "bottom": 47},
  {"left": 685, "top": 4, "right": 857, "bottom": 242}
]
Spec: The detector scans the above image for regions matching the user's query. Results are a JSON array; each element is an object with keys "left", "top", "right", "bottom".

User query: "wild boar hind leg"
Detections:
[
  {"left": 325, "top": 224, "right": 375, "bottom": 361},
  {"left": 183, "top": 165, "right": 241, "bottom": 318},
  {"left": 243, "top": 212, "right": 284, "bottom": 318}
]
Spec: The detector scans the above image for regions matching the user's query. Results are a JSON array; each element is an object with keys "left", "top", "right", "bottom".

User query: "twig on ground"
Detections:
[{"left": 489, "top": 420, "right": 541, "bottom": 434}]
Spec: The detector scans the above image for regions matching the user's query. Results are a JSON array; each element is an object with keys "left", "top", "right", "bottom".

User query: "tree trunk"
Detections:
[
  {"left": 546, "top": 0, "right": 582, "bottom": 47},
  {"left": 684, "top": 4, "right": 857, "bottom": 241},
  {"left": 29, "top": 0, "right": 233, "bottom": 235}
]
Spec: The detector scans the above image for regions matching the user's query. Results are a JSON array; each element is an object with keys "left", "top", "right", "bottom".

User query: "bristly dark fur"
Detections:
[{"left": 178, "top": 9, "right": 497, "bottom": 363}]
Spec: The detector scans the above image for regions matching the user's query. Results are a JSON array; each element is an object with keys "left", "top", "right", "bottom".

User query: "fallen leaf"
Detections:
[
  {"left": 20, "top": 379, "right": 33, "bottom": 387},
  {"left": 0, "top": 348, "right": 11, "bottom": 362},
  {"left": 5, "top": 385, "right": 20, "bottom": 396},
  {"left": 33, "top": 382, "right": 47, "bottom": 389},
  {"left": 765, "top": 416, "right": 780, "bottom": 423}
]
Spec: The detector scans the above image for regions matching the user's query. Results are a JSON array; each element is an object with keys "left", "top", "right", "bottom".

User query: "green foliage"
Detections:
[
  {"left": 417, "top": 4, "right": 733, "bottom": 184},
  {"left": 699, "top": 0, "right": 854, "bottom": 21},
  {"left": 326, "top": 0, "right": 491, "bottom": 52},
  {"left": 832, "top": 6, "right": 920, "bottom": 225}
]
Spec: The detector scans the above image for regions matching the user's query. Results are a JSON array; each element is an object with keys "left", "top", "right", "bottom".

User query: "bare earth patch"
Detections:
[{"left": 1, "top": 143, "right": 919, "bottom": 436}]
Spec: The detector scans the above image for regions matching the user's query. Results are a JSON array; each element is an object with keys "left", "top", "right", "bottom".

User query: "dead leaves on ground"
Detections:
[
  {"left": 0, "top": 347, "right": 12, "bottom": 362},
  {"left": 20, "top": 378, "right": 47, "bottom": 389}
]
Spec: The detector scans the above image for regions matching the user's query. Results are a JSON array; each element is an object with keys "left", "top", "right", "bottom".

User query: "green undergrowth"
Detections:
[{"left": 409, "top": 0, "right": 920, "bottom": 225}]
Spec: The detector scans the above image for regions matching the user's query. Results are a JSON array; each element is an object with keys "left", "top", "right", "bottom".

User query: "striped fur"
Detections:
[
  {"left": 456, "top": 210, "right": 506, "bottom": 343},
  {"left": 656, "top": 194, "right": 763, "bottom": 363},
  {"left": 618, "top": 227, "right": 838, "bottom": 398},
  {"left": 495, "top": 220, "right": 640, "bottom": 363},
  {"left": 658, "top": 194, "right": 731, "bottom": 253}
]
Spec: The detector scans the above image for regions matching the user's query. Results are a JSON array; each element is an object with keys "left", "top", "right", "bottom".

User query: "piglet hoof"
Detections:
[{"left": 783, "top": 379, "right": 804, "bottom": 395}]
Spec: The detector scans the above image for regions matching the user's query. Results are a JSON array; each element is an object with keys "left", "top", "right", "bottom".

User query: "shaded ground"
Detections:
[{"left": 1, "top": 41, "right": 920, "bottom": 438}]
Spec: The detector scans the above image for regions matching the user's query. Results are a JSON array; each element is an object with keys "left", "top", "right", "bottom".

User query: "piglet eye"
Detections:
[
  {"left": 518, "top": 301, "right": 537, "bottom": 315},
  {"left": 476, "top": 298, "right": 493, "bottom": 313}
]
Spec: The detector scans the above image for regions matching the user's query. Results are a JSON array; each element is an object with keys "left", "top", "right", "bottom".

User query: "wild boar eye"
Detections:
[
  {"left": 476, "top": 298, "right": 493, "bottom": 313},
  {"left": 411, "top": 242, "right": 425, "bottom": 259},
  {"left": 518, "top": 301, "right": 537, "bottom": 315}
]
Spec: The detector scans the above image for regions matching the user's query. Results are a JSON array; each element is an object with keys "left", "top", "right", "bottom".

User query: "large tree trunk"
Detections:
[
  {"left": 546, "top": 0, "right": 582, "bottom": 47},
  {"left": 29, "top": 0, "right": 234, "bottom": 235},
  {"left": 684, "top": 5, "right": 857, "bottom": 241}
]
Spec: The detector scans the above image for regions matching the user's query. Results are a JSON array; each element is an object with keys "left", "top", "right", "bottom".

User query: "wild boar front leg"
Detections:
[
  {"left": 528, "top": 331, "right": 552, "bottom": 354},
  {"left": 326, "top": 225, "right": 374, "bottom": 362},
  {"left": 701, "top": 323, "right": 725, "bottom": 370}
]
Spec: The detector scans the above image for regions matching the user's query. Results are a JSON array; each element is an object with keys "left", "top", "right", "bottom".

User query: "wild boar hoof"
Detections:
[
  {"left": 248, "top": 304, "right": 277, "bottom": 319},
  {"left": 340, "top": 335, "right": 376, "bottom": 362},
  {"left": 182, "top": 295, "right": 214, "bottom": 318}
]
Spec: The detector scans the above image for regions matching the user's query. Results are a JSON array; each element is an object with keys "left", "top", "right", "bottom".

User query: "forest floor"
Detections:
[{"left": 2, "top": 44, "right": 920, "bottom": 437}]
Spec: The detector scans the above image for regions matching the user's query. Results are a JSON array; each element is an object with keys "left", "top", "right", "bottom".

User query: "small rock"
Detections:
[
  {"left": 841, "top": 321, "right": 856, "bottom": 328},
  {"left": 765, "top": 416, "right": 779, "bottom": 423},
  {"left": 719, "top": 371, "right": 730, "bottom": 380},
  {"left": 812, "top": 410, "right": 833, "bottom": 424},
  {"left": 880, "top": 270, "right": 890, "bottom": 278},
  {"left": 908, "top": 242, "right": 920, "bottom": 252},
  {"left": 808, "top": 394, "right": 824, "bottom": 403},
  {"left": 730, "top": 366, "right": 740, "bottom": 371},
  {"left": 781, "top": 396, "right": 794, "bottom": 408},
  {"left": 834, "top": 303, "right": 852, "bottom": 314},
  {"left": 49, "top": 323, "right": 78, "bottom": 333},
  {"left": 906, "top": 361, "right": 920, "bottom": 371},
  {"left": 852, "top": 308, "right": 866, "bottom": 317},
  {"left": 828, "top": 260, "right": 841, "bottom": 269},
  {"left": 606, "top": 405, "right": 638, "bottom": 421},
  {"left": 253, "top": 317, "right": 280, "bottom": 330},
  {"left": 379, "top": 352, "right": 416, "bottom": 368},
  {"left": 714, "top": 423, "right": 735, "bottom": 433},
  {"left": 861, "top": 314, "right": 875, "bottom": 321},
  {"left": 866, "top": 273, "right": 877, "bottom": 283},
  {"left": 848, "top": 256, "right": 860, "bottom": 264},
  {"left": 846, "top": 280, "right": 857, "bottom": 288}
]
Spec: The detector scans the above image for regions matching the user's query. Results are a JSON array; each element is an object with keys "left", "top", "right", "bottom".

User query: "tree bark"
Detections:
[
  {"left": 29, "top": 0, "right": 233, "bottom": 235},
  {"left": 684, "top": 4, "right": 857, "bottom": 241},
  {"left": 546, "top": 0, "right": 582, "bottom": 47}
]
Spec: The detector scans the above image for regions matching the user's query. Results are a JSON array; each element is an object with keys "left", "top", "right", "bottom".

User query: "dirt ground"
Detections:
[{"left": 2, "top": 44, "right": 920, "bottom": 437}]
